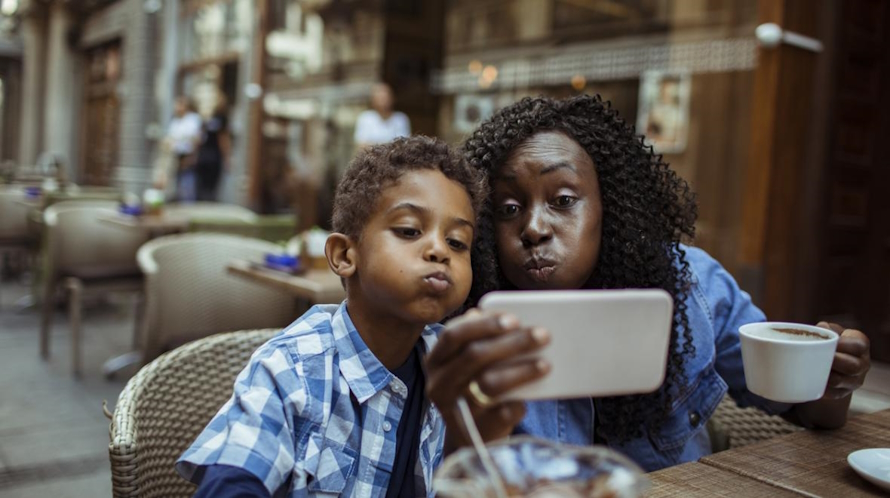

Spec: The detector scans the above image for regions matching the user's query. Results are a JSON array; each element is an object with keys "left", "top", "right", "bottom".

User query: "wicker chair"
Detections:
[
  {"left": 138, "top": 233, "right": 296, "bottom": 363},
  {"left": 108, "top": 328, "right": 279, "bottom": 498},
  {"left": 708, "top": 395, "right": 802, "bottom": 451},
  {"left": 40, "top": 201, "right": 149, "bottom": 376}
]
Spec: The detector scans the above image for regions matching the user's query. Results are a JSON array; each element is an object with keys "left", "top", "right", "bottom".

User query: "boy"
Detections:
[{"left": 176, "top": 135, "right": 486, "bottom": 497}]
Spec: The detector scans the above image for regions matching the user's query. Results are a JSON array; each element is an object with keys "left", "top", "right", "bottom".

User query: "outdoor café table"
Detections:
[
  {"left": 694, "top": 408, "right": 890, "bottom": 497},
  {"left": 645, "top": 460, "right": 803, "bottom": 497},
  {"left": 226, "top": 259, "right": 346, "bottom": 304},
  {"left": 97, "top": 212, "right": 190, "bottom": 236}
]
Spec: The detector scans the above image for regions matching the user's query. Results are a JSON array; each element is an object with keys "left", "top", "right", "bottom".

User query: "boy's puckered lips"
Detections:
[{"left": 423, "top": 271, "right": 453, "bottom": 293}]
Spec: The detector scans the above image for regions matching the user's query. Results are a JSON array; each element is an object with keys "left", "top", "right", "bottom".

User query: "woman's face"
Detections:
[{"left": 492, "top": 131, "right": 603, "bottom": 290}]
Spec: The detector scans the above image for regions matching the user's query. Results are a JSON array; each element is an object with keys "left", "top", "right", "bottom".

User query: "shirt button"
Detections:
[
  {"left": 689, "top": 411, "right": 701, "bottom": 427},
  {"left": 383, "top": 421, "right": 392, "bottom": 432}
]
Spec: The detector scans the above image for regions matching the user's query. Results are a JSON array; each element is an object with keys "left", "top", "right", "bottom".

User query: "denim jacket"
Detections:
[{"left": 515, "top": 246, "right": 792, "bottom": 472}]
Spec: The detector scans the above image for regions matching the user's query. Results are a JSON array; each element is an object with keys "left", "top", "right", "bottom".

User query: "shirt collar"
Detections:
[{"left": 331, "top": 301, "right": 441, "bottom": 404}]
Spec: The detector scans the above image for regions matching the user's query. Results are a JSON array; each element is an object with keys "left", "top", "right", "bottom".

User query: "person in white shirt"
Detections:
[
  {"left": 167, "top": 96, "right": 203, "bottom": 202},
  {"left": 353, "top": 83, "right": 411, "bottom": 150}
]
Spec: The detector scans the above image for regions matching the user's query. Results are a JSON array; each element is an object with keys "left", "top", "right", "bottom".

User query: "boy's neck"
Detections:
[{"left": 345, "top": 296, "right": 426, "bottom": 371}]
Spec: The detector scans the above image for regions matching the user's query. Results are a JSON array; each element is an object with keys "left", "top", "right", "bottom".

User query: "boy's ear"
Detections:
[{"left": 325, "top": 233, "right": 357, "bottom": 279}]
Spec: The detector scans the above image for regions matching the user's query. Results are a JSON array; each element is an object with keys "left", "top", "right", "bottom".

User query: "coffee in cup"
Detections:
[{"left": 738, "top": 322, "right": 838, "bottom": 403}]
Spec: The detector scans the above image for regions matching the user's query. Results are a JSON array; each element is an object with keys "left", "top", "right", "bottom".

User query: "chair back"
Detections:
[
  {"left": 43, "top": 202, "right": 148, "bottom": 277},
  {"left": 109, "top": 329, "right": 278, "bottom": 498},
  {"left": 710, "top": 396, "right": 802, "bottom": 450},
  {"left": 138, "top": 233, "right": 295, "bottom": 361},
  {"left": 0, "top": 189, "right": 31, "bottom": 239}
]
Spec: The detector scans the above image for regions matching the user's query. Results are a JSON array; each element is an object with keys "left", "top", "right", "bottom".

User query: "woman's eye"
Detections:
[
  {"left": 448, "top": 238, "right": 469, "bottom": 251},
  {"left": 393, "top": 227, "right": 421, "bottom": 238},
  {"left": 496, "top": 203, "right": 521, "bottom": 217},
  {"left": 553, "top": 195, "right": 577, "bottom": 208}
]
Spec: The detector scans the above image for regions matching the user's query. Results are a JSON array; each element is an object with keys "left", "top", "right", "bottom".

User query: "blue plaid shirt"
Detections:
[{"left": 176, "top": 303, "right": 446, "bottom": 497}]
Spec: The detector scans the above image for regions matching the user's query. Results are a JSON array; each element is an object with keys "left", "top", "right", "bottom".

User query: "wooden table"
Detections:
[
  {"left": 97, "top": 212, "right": 190, "bottom": 233},
  {"left": 646, "top": 409, "right": 890, "bottom": 497},
  {"left": 226, "top": 259, "right": 345, "bottom": 304}
]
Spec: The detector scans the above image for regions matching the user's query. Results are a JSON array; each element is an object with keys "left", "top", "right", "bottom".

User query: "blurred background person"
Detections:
[
  {"left": 353, "top": 82, "right": 410, "bottom": 151},
  {"left": 167, "top": 96, "right": 202, "bottom": 202},
  {"left": 195, "top": 92, "right": 231, "bottom": 202}
]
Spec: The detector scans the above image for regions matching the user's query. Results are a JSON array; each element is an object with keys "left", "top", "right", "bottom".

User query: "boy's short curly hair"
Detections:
[{"left": 332, "top": 135, "right": 487, "bottom": 240}]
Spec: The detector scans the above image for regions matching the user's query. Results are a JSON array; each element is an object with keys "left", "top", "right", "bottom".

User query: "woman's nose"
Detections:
[{"left": 521, "top": 207, "right": 553, "bottom": 247}]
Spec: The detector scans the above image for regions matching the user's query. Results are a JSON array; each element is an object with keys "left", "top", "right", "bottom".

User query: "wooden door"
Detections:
[
  {"left": 817, "top": 0, "right": 890, "bottom": 361},
  {"left": 80, "top": 42, "right": 122, "bottom": 186}
]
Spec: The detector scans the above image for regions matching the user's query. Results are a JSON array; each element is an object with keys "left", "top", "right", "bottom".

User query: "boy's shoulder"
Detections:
[{"left": 258, "top": 304, "right": 341, "bottom": 361}]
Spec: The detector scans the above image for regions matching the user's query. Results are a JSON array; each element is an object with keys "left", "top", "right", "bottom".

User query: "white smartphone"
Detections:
[{"left": 477, "top": 289, "right": 674, "bottom": 401}]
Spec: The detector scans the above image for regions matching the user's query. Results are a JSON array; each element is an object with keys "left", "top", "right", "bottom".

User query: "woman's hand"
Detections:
[
  {"left": 820, "top": 322, "right": 870, "bottom": 400},
  {"left": 425, "top": 309, "right": 551, "bottom": 452},
  {"left": 788, "top": 322, "right": 870, "bottom": 429}
]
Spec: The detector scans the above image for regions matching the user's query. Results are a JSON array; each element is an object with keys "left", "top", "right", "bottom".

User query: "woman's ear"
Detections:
[{"left": 325, "top": 233, "right": 357, "bottom": 278}]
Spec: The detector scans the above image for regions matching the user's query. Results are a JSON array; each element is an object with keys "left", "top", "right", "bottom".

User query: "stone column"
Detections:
[
  {"left": 42, "top": 1, "right": 76, "bottom": 178},
  {"left": 16, "top": 1, "right": 45, "bottom": 167},
  {"left": 114, "top": 0, "right": 156, "bottom": 194}
]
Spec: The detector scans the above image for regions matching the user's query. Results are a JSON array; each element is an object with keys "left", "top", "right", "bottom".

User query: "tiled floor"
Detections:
[
  {"left": 0, "top": 279, "right": 133, "bottom": 497},
  {"left": 1, "top": 277, "right": 889, "bottom": 497}
]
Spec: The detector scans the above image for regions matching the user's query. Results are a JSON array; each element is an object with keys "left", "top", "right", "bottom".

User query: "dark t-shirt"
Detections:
[{"left": 385, "top": 343, "right": 426, "bottom": 498}]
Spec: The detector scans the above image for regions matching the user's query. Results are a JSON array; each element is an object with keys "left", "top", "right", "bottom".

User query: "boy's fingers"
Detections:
[{"left": 428, "top": 312, "right": 521, "bottom": 366}]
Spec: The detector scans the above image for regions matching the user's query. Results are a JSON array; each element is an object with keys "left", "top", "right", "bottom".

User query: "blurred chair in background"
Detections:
[
  {"left": 40, "top": 201, "right": 149, "bottom": 376},
  {"left": 108, "top": 329, "right": 278, "bottom": 498},
  {"left": 0, "top": 188, "right": 37, "bottom": 305},
  {"left": 137, "top": 233, "right": 295, "bottom": 364}
]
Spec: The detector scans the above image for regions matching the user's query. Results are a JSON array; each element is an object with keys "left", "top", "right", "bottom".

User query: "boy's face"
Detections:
[
  {"left": 351, "top": 169, "right": 475, "bottom": 325},
  {"left": 492, "top": 131, "right": 603, "bottom": 290}
]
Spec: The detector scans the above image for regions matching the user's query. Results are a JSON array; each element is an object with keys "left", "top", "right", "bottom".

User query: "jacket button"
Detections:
[{"left": 689, "top": 411, "right": 701, "bottom": 427}]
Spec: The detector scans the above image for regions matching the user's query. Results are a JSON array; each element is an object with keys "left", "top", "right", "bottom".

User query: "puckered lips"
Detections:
[
  {"left": 422, "top": 271, "right": 453, "bottom": 293},
  {"left": 523, "top": 255, "right": 557, "bottom": 282}
]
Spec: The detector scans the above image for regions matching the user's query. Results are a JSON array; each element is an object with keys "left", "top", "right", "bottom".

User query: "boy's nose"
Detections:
[{"left": 424, "top": 237, "right": 450, "bottom": 264}]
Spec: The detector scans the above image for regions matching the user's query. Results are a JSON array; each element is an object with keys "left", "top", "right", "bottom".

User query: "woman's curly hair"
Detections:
[{"left": 464, "top": 94, "right": 698, "bottom": 443}]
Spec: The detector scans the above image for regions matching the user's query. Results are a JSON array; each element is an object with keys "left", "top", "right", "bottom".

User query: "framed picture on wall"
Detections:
[{"left": 636, "top": 70, "right": 691, "bottom": 154}]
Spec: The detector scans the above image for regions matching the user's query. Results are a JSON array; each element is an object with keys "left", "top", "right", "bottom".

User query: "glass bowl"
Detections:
[{"left": 434, "top": 436, "right": 649, "bottom": 498}]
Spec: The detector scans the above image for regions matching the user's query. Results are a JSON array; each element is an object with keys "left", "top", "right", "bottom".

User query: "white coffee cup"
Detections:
[{"left": 739, "top": 322, "right": 839, "bottom": 403}]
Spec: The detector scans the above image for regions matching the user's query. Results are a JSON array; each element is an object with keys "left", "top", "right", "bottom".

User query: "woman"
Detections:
[
  {"left": 426, "top": 95, "right": 871, "bottom": 471},
  {"left": 195, "top": 93, "right": 231, "bottom": 202}
]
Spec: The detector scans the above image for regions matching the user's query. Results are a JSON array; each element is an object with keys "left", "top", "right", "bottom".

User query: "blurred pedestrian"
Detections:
[
  {"left": 167, "top": 96, "right": 202, "bottom": 202},
  {"left": 195, "top": 92, "right": 231, "bottom": 202},
  {"left": 353, "top": 83, "right": 410, "bottom": 151}
]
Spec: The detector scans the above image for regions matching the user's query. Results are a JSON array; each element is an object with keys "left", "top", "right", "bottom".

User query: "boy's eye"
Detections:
[
  {"left": 553, "top": 195, "right": 577, "bottom": 208},
  {"left": 447, "top": 238, "right": 469, "bottom": 251},
  {"left": 393, "top": 227, "right": 421, "bottom": 238}
]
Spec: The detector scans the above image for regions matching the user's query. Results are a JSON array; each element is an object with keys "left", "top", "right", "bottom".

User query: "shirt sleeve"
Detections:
[
  {"left": 176, "top": 344, "right": 306, "bottom": 495},
  {"left": 397, "top": 113, "right": 411, "bottom": 137},
  {"left": 354, "top": 111, "right": 372, "bottom": 143},
  {"left": 193, "top": 464, "right": 274, "bottom": 498},
  {"left": 685, "top": 246, "right": 792, "bottom": 415}
]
